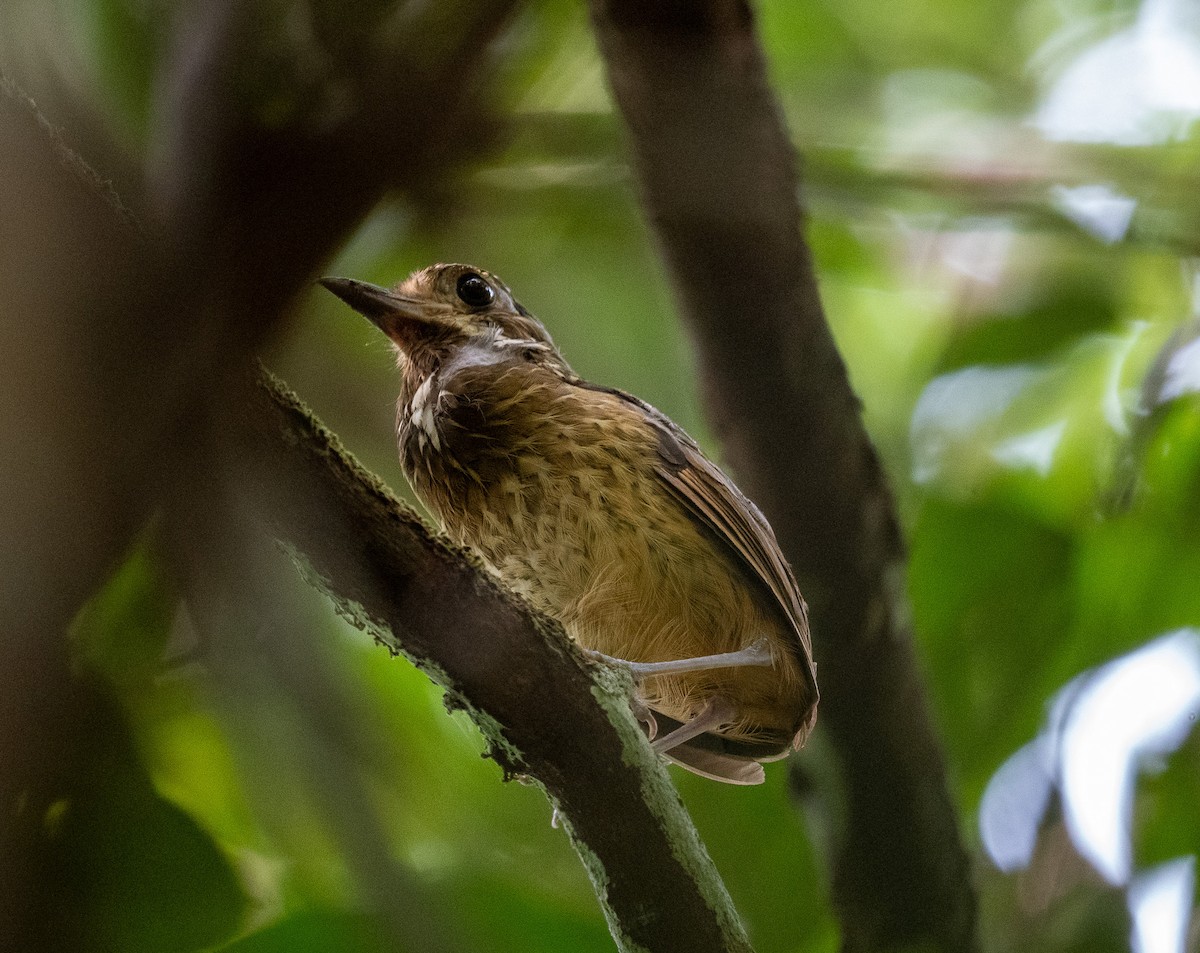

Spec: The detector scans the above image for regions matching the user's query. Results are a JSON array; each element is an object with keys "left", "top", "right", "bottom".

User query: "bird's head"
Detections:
[{"left": 320, "top": 263, "right": 566, "bottom": 381}]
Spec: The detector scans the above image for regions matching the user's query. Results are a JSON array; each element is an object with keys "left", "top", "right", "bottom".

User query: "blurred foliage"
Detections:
[
  {"left": 69, "top": 534, "right": 248, "bottom": 952},
  {"left": 7, "top": 0, "right": 1200, "bottom": 949}
]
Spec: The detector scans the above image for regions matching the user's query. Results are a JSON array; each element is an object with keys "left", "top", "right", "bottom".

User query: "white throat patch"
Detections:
[{"left": 406, "top": 375, "right": 441, "bottom": 451}]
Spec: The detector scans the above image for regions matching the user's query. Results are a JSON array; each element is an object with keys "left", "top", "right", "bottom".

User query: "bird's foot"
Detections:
[{"left": 650, "top": 696, "right": 738, "bottom": 754}]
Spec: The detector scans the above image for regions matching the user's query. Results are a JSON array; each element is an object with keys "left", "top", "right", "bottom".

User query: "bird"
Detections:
[{"left": 320, "top": 263, "right": 817, "bottom": 784}]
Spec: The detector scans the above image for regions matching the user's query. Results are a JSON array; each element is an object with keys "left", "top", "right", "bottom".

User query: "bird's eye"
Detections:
[{"left": 456, "top": 273, "right": 494, "bottom": 308}]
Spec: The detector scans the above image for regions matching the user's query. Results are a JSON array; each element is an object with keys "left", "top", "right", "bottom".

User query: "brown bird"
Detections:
[{"left": 321, "top": 263, "right": 817, "bottom": 784}]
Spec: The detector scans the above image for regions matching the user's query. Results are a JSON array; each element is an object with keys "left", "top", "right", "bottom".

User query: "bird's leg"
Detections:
[
  {"left": 650, "top": 696, "right": 738, "bottom": 754},
  {"left": 588, "top": 640, "right": 767, "bottom": 753},
  {"left": 587, "top": 636, "right": 773, "bottom": 678}
]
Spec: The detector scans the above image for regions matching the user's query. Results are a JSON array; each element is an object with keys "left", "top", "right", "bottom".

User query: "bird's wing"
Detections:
[
  {"left": 652, "top": 419, "right": 817, "bottom": 694},
  {"left": 573, "top": 380, "right": 818, "bottom": 731}
]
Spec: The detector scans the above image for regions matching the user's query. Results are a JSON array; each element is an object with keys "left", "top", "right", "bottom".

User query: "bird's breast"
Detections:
[{"left": 397, "top": 361, "right": 667, "bottom": 590}]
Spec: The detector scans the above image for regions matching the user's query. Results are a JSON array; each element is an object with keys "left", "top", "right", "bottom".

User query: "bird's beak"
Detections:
[{"left": 319, "top": 277, "right": 437, "bottom": 341}]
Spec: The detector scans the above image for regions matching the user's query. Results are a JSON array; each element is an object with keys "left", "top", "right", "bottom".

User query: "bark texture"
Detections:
[{"left": 237, "top": 372, "right": 755, "bottom": 953}]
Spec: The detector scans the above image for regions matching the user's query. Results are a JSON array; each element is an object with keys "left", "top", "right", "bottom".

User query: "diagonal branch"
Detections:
[
  {"left": 586, "top": 2, "right": 978, "bottom": 950},
  {"left": 237, "top": 371, "right": 755, "bottom": 953}
]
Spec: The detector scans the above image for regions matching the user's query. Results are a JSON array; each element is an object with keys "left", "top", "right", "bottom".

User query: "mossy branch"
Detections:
[{"left": 239, "top": 370, "right": 755, "bottom": 953}]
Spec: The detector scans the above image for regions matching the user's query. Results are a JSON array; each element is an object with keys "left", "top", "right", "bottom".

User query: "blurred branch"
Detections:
[
  {"left": 0, "top": 75, "right": 156, "bottom": 951},
  {"left": 0, "top": 0, "right": 523, "bottom": 647},
  {"left": 145, "top": 0, "right": 519, "bottom": 370},
  {"left": 586, "top": 3, "right": 977, "bottom": 952},
  {"left": 235, "top": 370, "right": 755, "bottom": 953},
  {"left": 1, "top": 1, "right": 519, "bottom": 946},
  {"left": 495, "top": 111, "right": 1200, "bottom": 255},
  {"left": 164, "top": 458, "right": 468, "bottom": 953}
]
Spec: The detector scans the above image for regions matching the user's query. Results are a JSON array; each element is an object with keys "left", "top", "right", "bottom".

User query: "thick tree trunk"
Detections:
[{"left": 586, "top": 3, "right": 978, "bottom": 950}]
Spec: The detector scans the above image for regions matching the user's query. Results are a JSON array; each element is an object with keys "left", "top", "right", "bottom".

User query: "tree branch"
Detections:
[
  {"left": 0, "top": 76, "right": 157, "bottom": 949},
  {"left": 585, "top": 3, "right": 977, "bottom": 950},
  {"left": 234, "top": 370, "right": 754, "bottom": 953}
]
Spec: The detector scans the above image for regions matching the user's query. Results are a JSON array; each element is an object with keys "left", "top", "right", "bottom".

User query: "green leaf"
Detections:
[{"left": 71, "top": 524, "right": 178, "bottom": 690}]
